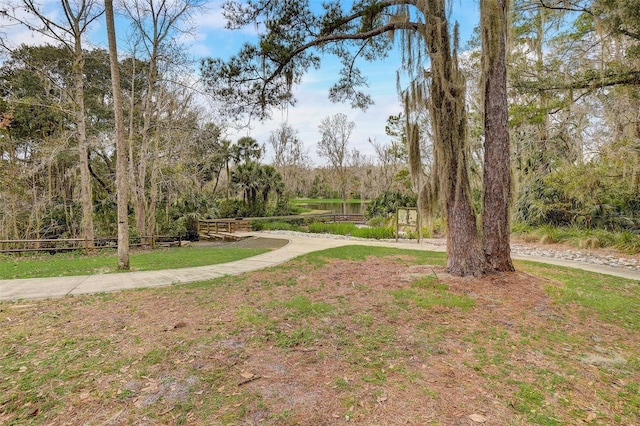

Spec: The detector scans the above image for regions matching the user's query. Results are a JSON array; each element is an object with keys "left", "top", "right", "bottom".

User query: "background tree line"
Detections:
[
  {"left": 2, "top": 0, "right": 640, "bottom": 274},
  {"left": 0, "top": 42, "right": 404, "bottom": 240}
]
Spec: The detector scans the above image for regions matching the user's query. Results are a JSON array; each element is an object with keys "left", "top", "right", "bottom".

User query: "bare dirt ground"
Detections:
[{"left": 1, "top": 244, "right": 638, "bottom": 425}]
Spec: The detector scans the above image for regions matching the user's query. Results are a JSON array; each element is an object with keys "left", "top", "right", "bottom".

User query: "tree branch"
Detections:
[{"left": 514, "top": 69, "right": 640, "bottom": 93}]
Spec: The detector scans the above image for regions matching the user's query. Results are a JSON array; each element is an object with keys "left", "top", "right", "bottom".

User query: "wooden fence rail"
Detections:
[
  {"left": 0, "top": 235, "right": 181, "bottom": 254},
  {"left": 197, "top": 214, "right": 365, "bottom": 240},
  {"left": 197, "top": 219, "right": 252, "bottom": 239},
  {"left": 315, "top": 213, "right": 366, "bottom": 224}
]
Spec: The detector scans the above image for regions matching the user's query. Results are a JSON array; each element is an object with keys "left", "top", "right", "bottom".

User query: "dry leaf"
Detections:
[
  {"left": 240, "top": 371, "right": 254, "bottom": 379},
  {"left": 468, "top": 413, "right": 487, "bottom": 423}
]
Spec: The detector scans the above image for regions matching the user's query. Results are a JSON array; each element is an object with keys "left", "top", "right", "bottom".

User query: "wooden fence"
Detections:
[
  {"left": 314, "top": 213, "right": 366, "bottom": 224},
  {"left": 198, "top": 214, "right": 366, "bottom": 239},
  {"left": 198, "top": 219, "right": 252, "bottom": 238},
  {"left": 0, "top": 235, "right": 181, "bottom": 254}
]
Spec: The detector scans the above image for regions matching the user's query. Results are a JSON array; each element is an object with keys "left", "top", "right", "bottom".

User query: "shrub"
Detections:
[
  {"left": 365, "top": 191, "right": 417, "bottom": 220},
  {"left": 308, "top": 222, "right": 356, "bottom": 235},
  {"left": 515, "top": 160, "right": 640, "bottom": 231},
  {"left": 351, "top": 226, "right": 395, "bottom": 239}
]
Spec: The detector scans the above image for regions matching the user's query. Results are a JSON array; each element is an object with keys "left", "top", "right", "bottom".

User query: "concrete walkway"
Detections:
[{"left": 1, "top": 232, "right": 638, "bottom": 302}]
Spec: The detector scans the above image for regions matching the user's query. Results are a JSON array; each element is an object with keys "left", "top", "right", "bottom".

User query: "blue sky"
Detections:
[
  {"left": 1, "top": 0, "right": 480, "bottom": 165},
  {"left": 197, "top": 1, "right": 480, "bottom": 164}
]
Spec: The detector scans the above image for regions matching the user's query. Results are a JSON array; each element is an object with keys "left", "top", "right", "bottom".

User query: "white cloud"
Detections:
[
  {"left": 0, "top": 2, "right": 66, "bottom": 49},
  {"left": 227, "top": 64, "right": 402, "bottom": 166}
]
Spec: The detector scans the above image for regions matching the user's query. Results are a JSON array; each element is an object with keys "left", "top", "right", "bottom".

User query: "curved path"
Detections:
[{"left": 1, "top": 232, "right": 638, "bottom": 302}]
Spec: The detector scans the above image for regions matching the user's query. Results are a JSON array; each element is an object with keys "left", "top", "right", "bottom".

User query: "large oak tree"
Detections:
[{"left": 202, "top": 0, "right": 513, "bottom": 276}]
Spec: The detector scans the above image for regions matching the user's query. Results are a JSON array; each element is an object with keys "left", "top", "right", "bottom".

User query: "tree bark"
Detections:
[
  {"left": 105, "top": 0, "right": 130, "bottom": 269},
  {"left": 72, "top": 33, "right": 95, "bottom": 247},
  {"left": 481, "top": 0, "right": 514, "bottom": 272},
  {"left": 425, "top": 0, "right": 484, "bottom": 276}
]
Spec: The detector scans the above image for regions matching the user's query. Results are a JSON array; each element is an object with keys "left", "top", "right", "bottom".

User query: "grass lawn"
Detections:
[
  {"left": 0, "top": 245, "right": 270, "bottom": 280},
  {"left": 1, "top": 246, "right": 638, "bottom": 425}
]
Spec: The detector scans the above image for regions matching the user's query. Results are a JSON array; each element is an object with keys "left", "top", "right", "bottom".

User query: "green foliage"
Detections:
[
  {"left": 216, "top": 198, "right": 257, "bottom": 218},
  {"left": 351, "top": 226, "right": 395, "bottom": 239},
  {"left": 515, "top": 160, "right": 640, "bottom": 231},
  {"left": 306, "top": 222, "right": 394, "bottom": 239},
  {"left": 251, "top": 220, "right": 305, "bottom": 232},
  {"left": 308, "top": 222, "right": 356, "bottom": 235},
  {"left": 365, "top": 191, "right": 417, "bottom": 220},
  {"left": 513, "top": 223, "right": 640, "bottom": 254}
]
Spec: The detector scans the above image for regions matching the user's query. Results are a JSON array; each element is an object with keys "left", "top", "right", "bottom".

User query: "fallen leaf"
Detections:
[
  {"left": 240, "top": 371, "right": 254, "bottom": 379},
  {"left": 468, "top": 413, "right": 487, "bottom": 423}
]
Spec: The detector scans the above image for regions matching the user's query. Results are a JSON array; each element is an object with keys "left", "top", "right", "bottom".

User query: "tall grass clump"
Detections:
[
  {"left": 307, "top": 222, "right": 394, "bottom": 239},
  {"left": 308, "top": 222, "right": 357, "bottom": 235},
  {"left": 512, "top": 223, "right": 640, "bottom": 254},
  {"left": 351, "top": 226, "right": 395, "bottom": 239},
  {"left": 251, "top": 220, "right": 305, "bottom": 232}
]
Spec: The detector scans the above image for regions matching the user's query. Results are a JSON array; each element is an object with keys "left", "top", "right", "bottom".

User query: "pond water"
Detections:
[{"left": 300, "top": 201, "right": 367, "bottom": 215}]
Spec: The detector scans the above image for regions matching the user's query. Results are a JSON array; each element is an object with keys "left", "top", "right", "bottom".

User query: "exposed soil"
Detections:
[{"left": 1, "top": 246, "right": 638, "bottom": 425}]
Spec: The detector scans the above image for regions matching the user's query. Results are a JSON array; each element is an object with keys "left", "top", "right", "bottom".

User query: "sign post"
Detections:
[{"left": 396, "top": 208, "right": 420, "bottom": 242}]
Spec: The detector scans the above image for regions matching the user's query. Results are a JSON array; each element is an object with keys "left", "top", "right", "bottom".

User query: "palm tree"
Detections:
[
  {"left": 259, "top": 165, "right": 284, "bottom": 205},
  {"left": 217, "top": 139, "right": 235, "bottom": 199},
  {"left": 231, "top": 162, "right": 260, "bottom": 208},
  {"left": 233, "top": 136, "right": 263, "bottom": 166}
]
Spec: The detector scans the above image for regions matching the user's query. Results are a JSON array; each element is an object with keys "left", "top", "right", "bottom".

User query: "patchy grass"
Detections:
[
  {"left": 518, "top": 260, "right": 640, "bottom": 331},
  {"left": 0, "top": 246, "right": 269, "bottom": 279},
  {"left": 301, "top": 244, "right": 446, "bottom": 266},
  {"left": 0, "top": 247, "right": 638, "bottom": 425}
]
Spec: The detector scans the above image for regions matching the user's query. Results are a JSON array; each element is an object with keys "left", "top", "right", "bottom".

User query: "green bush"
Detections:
[
  {"left": 367, "top": 216, "right": 391, "bottom": 227},
  {"left": 251, "top": 220, "right": 305, "bottom": 232},
  {"left": 308, "top": 222, "right": 356, "bottom": 235},
  {"left": 351, "top": 226, "right": 395, "bottom": 239},
  {"left": 515, "top": 160, "right": 640, "bottom": 231},
  {"left": 511, "top": 223, "right": 640, "bottom": 254},
  {"left": 365, "top": 191, "right": 417, "bottom": 220},
  {"left": 306, "top": 222, "right": 394, "bottom": 239}
]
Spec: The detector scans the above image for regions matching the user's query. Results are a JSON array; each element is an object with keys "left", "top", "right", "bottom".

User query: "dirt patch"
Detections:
[{"left": 1, "top": 252, "right": 638, "bottom": 425}]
